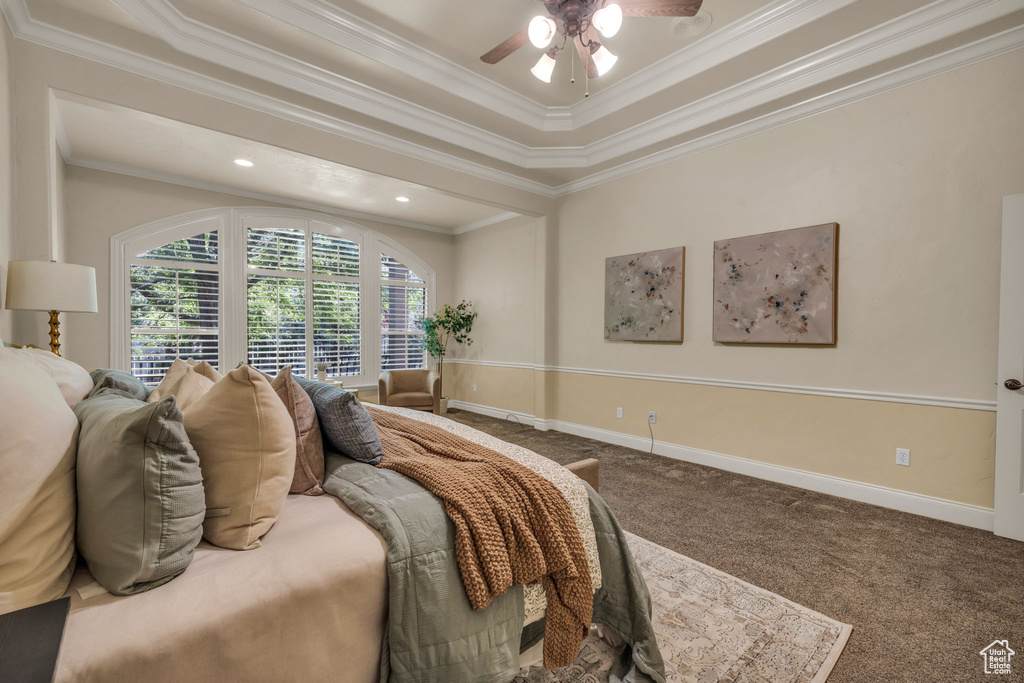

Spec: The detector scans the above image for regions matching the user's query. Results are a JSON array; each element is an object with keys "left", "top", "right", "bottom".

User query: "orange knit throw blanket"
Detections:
[{"left": 367, "top": 406, "right": 593, "bottom": 669}]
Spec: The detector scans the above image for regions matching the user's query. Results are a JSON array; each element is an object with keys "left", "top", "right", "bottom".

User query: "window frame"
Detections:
[{"left": 111, "top": 207, "right": 436, "bottom": 388}]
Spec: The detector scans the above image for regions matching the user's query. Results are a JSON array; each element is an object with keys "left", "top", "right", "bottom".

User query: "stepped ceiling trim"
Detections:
[
  {"left": 2, "top": 0, "right": 1022, "bottom": 199},
  {"left": 109, "top": 0, "right": 1024, "bottom": 169},
  {"left": 237, "top": 0, "right": 861, "bottom": 131}
]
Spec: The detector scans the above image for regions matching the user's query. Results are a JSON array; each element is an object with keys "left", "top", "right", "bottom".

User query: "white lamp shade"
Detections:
[
  {"left": 531, "top": 53, "right": 557, "bottom": 83},
  {"left": 528, "top": 16, "right": 556, "bottom": 49},
  {"left": 592, "top": 45, "right": 618, "bottom": 76},
  {"left": 5, "top": 260, "right": 98, "bottom": 313},
  {"left": 593, "top": 3, "right": 623, "bottom": 38}
]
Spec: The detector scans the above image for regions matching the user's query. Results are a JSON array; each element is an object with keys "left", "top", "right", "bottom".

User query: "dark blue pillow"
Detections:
[
  {"left": 295, "top": 377, "right": 383, "bottom": 465},
  {"left": 89, "top": 369, "right": 152, "bottom": 402}
]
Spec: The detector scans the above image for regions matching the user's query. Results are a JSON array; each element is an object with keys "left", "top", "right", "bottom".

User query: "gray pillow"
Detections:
[
  {"left": 89, "top": 369, "right": 151, "bottom": 402},
  {"left": 295, "top": 377, "right": 383, "bottom": 465},
  {"left": 74, "top": 389, "right": 205, "bottom": 595}
]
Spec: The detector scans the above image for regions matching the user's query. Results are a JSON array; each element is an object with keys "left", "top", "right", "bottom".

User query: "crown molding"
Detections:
[
  {"left": 110, "top": 0, "right": 1024, "bottom": 171},
  {"left": 0, "top": 0, "right": 557, "bottom": 196},
  {"left": 64, "top": 155, "right": 462, "bottom": 234},
  {"left": 452, "top": 211, "right": 522, "bottom": 235},
  {"left": 237, "top": 0, "right": 859, "bottom": 131},
  {"left": 3, "top": 0, "right": 1022, "bottom": 199},
  {"left": 550, "top": 22, "right": 1024, "bottom": 195}
]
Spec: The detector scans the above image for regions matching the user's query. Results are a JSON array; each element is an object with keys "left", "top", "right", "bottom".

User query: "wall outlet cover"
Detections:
[
  {"left": 616, "top": 407, "right": 623, "bottom": 419},
  {"left": 472, "top": 384, "right": 477, "bottom": 392},
  {"left": 896, "top": 448, "right": 910, "bottom": 466},
  {"left": 649, "top": 411, "right": 657, "bottom": 424}
]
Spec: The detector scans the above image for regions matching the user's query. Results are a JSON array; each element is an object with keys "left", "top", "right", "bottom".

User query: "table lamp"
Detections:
[{"left": 5, "top": 260, "right": 98, "bottom": 356}]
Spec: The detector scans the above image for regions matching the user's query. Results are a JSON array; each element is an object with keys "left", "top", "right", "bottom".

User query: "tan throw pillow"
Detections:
[
  {"left": 12, "top": 347, "right": 93, "bottom": 408},
  {"left": 184, "top": 365, "right": 296, "bottom": 550},
  {"left": 185, "top": 359, "right": 222, "bottom": 383},
  {"left": 0, "top": 349, "right": 78, "bottom": 614},
  {"left": 265, "top": 366, "right": 325, "bottom": 496},
  {"left": 149, "top": 359, "right": 214, "bottom": 411}
]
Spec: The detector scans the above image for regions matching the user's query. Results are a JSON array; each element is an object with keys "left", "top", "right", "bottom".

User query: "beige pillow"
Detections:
[
  {"left": 149, "top": 359, "right": 215, "bottom": 411},
  {"left": 265, "top": 366, "right": 325, "bottom": 496},
  {"left": 184, "top": 365, "right": 296, "bottom": 550},
  {"left": 0, "top": 349, "right": 78, "bottom": 614},
  {"left": 185, "top": 358, "right": 222, "bottom": 383},
  {"left": 12, "top": 347, "right": 93, "bottom": 408}
]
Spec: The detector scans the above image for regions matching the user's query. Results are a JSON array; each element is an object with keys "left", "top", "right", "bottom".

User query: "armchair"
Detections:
[{"left": 378, "top": 369, "right": 441, "bottom": 414}]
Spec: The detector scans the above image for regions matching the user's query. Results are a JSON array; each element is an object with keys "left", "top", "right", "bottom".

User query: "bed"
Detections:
[{"left": 56, "top": 407, "right": 663, "bottom": 683}]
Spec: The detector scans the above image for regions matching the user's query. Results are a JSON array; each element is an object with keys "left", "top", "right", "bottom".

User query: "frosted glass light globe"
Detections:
[
  {"left": 592, "top": 3, "right": 623, "bottom": 38},
  {"left": 528, "top": 16, "right": 556, "bottom": 48}
]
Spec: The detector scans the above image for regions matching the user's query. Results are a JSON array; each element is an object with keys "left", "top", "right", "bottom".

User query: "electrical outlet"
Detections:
[
  {"left": 472, "top": 383, "right": 477, "bottom": 392},
  {"left": 616, "top": 407, "right": 623, "bottom": 419},
  {"left": 648, "top": 411, "right": 657, "bottom": 424},
  {"left": 896, "top": 448, "right": 910, "bottom": 466}
]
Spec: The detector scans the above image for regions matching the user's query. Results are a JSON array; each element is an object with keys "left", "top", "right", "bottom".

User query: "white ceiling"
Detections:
[
  {"left": 54, "top": 93, "right": 512, "bottom": 233},
  {"left": 7, "top": 0, "right": 1024, "bottom": 197}
]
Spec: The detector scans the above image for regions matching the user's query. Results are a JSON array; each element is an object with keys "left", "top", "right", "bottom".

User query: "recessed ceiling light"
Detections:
[
  {"left": 396, "top": 196, "right": 410, "bottom": 203},
  {"left": 234, "top": 159, "right": 254, "bottom": 167}
]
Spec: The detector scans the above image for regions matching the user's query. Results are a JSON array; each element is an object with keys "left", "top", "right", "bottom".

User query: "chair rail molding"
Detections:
[{"left": 445, "top": 358, "right": 997, "bottom": 411}]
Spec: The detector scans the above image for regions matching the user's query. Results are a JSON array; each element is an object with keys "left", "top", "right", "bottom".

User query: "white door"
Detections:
[{"left": 995, "top": 193, "right": 1024, "bottom": 541}]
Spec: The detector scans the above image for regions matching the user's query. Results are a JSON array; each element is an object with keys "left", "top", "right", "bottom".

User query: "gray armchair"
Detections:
[{"left": 378, "top": 369, "right": 441, "bottom": 414}]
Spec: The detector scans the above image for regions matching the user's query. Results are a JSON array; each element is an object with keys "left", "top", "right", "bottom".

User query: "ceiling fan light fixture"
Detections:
[
  {"left": 592, "top": 45, "right": 618, "bottom": 76},
  {"left": 530, "top": 52, "right": 557, "bottom": 83},
  {"left": 528, "top": 16, "right": 557, "bottom": 49},
  {"left": 592, "top": 3, "right": 623, "bottom": 38}
]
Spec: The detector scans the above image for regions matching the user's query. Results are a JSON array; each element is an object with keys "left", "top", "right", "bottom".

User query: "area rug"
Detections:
[{"left": 515, "top": 532, "right": 851, "bottom": 683}]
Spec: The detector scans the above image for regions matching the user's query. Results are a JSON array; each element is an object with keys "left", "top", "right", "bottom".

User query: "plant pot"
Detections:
[{"left": 439, "top": 398, "right": 449, "bottom": 415}]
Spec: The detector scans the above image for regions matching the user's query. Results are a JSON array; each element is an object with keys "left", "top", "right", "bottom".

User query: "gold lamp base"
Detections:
[{"left": 48, "top": 310, "right": 62, "bottom": 356}]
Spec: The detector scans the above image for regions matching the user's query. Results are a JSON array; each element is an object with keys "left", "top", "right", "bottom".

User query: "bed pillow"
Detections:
[
  {"left": 0, "top": 349, "right": 78, "bottom": 615},
  {"left": 74, "top": 389, "right": 205, "bottom": 595},
  {"left": 149, "top": 359, "right": 214, "bottom": 411},
  {"left": 184, "top": 366, "right": 296, "bottom": 550},
  {"left": 89, "top": 368, "right": 151, "bottom": 402},
  {"left": 264, "top": 367, "right": 325, "bottom": 496},
  {"left": 295, "top": 376, "right": 383, "bottom": 465},
  {"left": 185, "top": 359, "right": 222, "bottom": 383},
  {"left": 10, "top": 347, "right": 93, "bottom": 408}
]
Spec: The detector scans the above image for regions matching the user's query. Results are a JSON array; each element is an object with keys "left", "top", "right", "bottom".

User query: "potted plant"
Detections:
[{"left": 420, "top": 300, "right": 477, "bottom": 414}]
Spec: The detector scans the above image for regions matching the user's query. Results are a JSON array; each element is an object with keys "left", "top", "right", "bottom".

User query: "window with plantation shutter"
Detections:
[
  {"left": 115, "top": 209, "right": 433, "bottom": 389},
  {"left": 381, "top": 253, "right": 427, "bottom": 371},
  {"left": 129, "top": 231, "right": 219, "bottom": 385}
]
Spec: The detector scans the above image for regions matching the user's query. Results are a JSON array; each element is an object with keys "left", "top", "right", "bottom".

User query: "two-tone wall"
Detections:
[{"left": 449, "top": 48, "right": 1024, "bottom": 526}]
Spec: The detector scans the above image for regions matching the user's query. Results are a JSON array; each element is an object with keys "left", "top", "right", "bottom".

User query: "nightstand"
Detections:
[{"left": 0, "top": 597, "right": 70, "bottom": 682}]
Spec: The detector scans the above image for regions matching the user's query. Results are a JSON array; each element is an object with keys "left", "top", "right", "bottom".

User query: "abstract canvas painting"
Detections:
[
  {"left": 713, "top": 223, "right": 838, "bottom": 344},
  {"left": 605, "top": 247, "right": 685, "bottom": 342}
]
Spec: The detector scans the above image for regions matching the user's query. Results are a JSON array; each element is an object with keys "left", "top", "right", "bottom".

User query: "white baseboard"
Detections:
[{"left": 448, "top": 399, "right": 995, "bottom": 531}]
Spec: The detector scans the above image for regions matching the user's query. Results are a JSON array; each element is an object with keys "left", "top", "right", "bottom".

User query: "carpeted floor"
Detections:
[{"left": 445, "top": 410, "right": 1024, "bottom": 683}]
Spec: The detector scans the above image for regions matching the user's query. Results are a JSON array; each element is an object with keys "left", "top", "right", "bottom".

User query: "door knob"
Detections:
[{"left": 1006, "top": 379, "right": 1024, "bottom": 391}]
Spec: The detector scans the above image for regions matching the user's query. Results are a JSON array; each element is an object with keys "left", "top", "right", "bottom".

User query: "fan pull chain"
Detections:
[
  {"left": 570, "top": 49, "right": 576, "bottom": 85},
  {"left": 585, "top": 66, "right": 590, "bottom": 98}
]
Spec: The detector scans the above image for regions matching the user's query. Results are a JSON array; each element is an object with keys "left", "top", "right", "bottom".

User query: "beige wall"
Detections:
[
  {"left": 447, "top": 49, "right": 1024, "bottom": 508},
  {"left": 62, "top": 166, "right": 456, "bottom": 371},
  {"left": 452, "top": 215, "right": 538, "bottom": 365},
  {"left": 0, "top": 15, "right": 11, "bottom": 341}
]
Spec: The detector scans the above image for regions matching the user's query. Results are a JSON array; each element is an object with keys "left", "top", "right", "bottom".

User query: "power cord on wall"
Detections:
[
  {"left": 506, "top": 413, "right": 521, "bottom": 424},
  {"left": 648, "top": 420, "right": 655, "bottom": 454}
]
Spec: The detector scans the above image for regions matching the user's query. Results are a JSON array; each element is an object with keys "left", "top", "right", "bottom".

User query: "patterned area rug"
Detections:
[{"left": 515, "top": 533, "right": 851, "bottom": 683}]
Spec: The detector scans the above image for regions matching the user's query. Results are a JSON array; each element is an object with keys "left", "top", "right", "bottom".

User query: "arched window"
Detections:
[{"left": 111, "top": 208, "right": 435, "bottom": 387}]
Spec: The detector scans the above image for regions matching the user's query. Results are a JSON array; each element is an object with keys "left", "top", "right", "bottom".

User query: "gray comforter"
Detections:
[{"left": 323, "top": 451, "right": 665, "bottom": 683}]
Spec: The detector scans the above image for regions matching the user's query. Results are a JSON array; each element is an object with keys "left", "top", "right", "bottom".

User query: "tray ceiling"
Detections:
[{"left": 8, "top": 0, "right": 1024, "bottom": 196}]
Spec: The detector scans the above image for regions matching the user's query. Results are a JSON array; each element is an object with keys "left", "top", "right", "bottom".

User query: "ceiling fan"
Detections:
[{"left": 481, "top": 0, "right": 704, "bottom": 91}]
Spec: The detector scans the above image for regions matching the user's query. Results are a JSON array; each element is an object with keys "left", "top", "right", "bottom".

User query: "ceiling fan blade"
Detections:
[
  {"left": 574, "top": 31, "right": 599, "bottom": 79},
  {"left": 619, "top": 0, "right": 703, "bottom": 18},
  {"left": 480, "top": 30, "right": 531, "bottom": 64}
]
